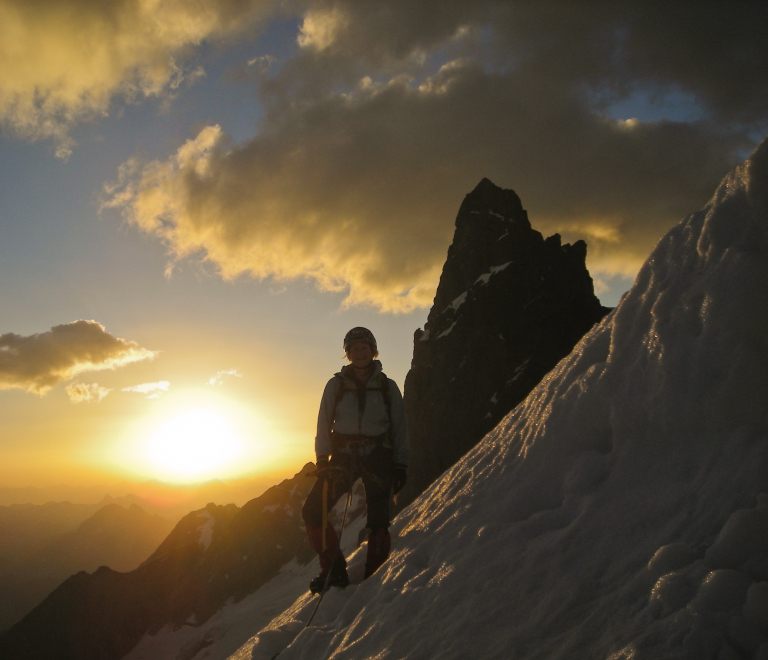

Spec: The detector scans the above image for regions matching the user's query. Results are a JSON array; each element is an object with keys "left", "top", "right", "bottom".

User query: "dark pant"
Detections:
[{"left": 302, "top": 447, "right": 394, "bottom": 530}]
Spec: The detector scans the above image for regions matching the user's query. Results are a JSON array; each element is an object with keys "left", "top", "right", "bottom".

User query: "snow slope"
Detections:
[{"left": 230, "top": 137, "right": 768, "bottom": 660}]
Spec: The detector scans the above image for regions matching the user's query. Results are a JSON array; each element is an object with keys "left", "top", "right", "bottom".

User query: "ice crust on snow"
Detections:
[
  {"left": 704, "top": 501, "right": 768, "bottom": 568},
  {"left": 745, "top": 582, "right": 768, "bottom": 635}
]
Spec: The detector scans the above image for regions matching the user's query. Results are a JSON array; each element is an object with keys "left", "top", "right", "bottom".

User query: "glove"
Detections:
[
  {"left": 392, "top": 464, "right": 407, "bottom": 495},
  {"left": 308, "top": 455, "right": 329, "bottom": 478}
]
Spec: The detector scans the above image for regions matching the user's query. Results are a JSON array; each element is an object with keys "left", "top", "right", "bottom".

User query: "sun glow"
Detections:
[
  {"left": 145, "top": 408, "right": 242, "bottom": 482},
  {"left": 100, "top": 385, "right": 298, "bottom": 485}
]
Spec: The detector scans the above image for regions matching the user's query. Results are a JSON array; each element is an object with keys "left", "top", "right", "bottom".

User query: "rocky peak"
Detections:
[
  {"left": 399, "top": 179, "right": 611, "bottom": 506},
  {"left": 431, "top": 178, "right": 529, "bottom": 312}
]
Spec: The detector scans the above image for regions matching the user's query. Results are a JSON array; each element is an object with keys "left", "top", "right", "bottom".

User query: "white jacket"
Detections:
[{"left": 315, "top": 360, "right": 409, "bottom": 466}]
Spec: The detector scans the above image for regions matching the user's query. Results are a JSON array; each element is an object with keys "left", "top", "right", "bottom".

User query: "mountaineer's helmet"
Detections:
[{"left": 343, "top": 327, "right": 377, "bottom": 354}]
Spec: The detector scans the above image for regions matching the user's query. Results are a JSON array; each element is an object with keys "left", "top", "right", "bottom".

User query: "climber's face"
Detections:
[{"left": 347, "top": 341, "right": 374, "bottom": 369}]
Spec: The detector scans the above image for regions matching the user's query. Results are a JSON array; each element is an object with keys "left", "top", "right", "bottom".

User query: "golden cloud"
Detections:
[
  {"left": 207, "top": 369, "right": 242, "bottom": 386},
  {"left": 122, "top": 381, "right": 170, "bottom": 398},
  {"left": 65, "top": 381, "right": 112, "bottom": 404},
  {"left": 0, "top": 0, "right": 271, "bottom": 158},
  {"left": 297, "top": 6, "right": 350, "bottom": 51},
  {"left": 0, "top": 320, "right": 157, "bottom": 395},
  {"left": 104, "top": 123, "right": 443, "bottom": 313}
]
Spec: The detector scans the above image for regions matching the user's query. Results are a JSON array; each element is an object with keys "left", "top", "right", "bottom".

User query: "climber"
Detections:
[{"left": 301, "top": 327, "right": 409, "bottom": 594}]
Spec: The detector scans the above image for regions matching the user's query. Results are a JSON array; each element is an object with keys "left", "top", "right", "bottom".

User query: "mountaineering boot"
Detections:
[
  {"left": 306, "top": 523, "right": 344, "bottom": 571},
  {"left": 309, "top": 554, "right": 350, "bottom": 594},
  {"left": 306, "top": 524, "right": 349, "bottom": 593},
  {"left": 364, "top": 528, "right": 391, "bottom": 578}
]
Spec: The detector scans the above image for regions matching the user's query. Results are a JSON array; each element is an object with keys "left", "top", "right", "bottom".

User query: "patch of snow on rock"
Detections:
[
  {"left": 474, "top": 261, "right": 513, "bottom": 286},
  {"left": 449, "top": 291, "right": 467, "bottom": 312},
  {"left": 197, "top": 511, "right": 214, "bottom": 550},
  {"left": 436, "top": 322, "right": 457, "bottom": 339}
]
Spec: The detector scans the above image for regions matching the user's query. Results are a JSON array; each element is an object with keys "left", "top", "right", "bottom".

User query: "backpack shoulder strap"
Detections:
[
  {"left": 329, "top": 374, "right": 346, "bottom": 434},
  {"left": 379, "top": 372, "right": 393, "bottom": 431}
]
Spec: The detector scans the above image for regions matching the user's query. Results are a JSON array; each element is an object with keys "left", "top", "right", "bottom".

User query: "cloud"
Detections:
[
  {"left": 65, "top": 382, "right": 112, "bottom": 404},
  {"left": 207, "top": 369, "right": 243, "bottom": 386},
  {"left": 122, "top": 381, "right": 170, "bottom": 399},
  {"left": 105, "top": 1, "right": 765, "bottom": 309},
  {"left": 0, "top": 0, "right": 274, "bottom": 158},
  {"left": 0, "top": 320, "right": 157, "bottom": 395},
  {"left": 298, "top": 6, "right": 350, "bottom": 51},
  {"left": 285, "top": 1, "right": 768, "bottom": 125},
  {"left": 105, "top": 65, "right": 747, "bottom": 310}
]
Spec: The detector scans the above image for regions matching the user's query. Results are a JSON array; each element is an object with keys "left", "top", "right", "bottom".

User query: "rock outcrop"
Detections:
[{"left": 398, "top": 178, "right": 611, "bottom": 506}]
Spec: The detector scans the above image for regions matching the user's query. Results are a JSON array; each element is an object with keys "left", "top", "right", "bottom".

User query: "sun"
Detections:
[
  {"left": 105, "top": 389, "right": 283, "bottom": 484},
  {"left": 145, "top": 408, "right": 242, "bottom": 482}
]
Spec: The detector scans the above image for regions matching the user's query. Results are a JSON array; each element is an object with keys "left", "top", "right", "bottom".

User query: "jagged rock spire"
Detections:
[{"left": 398, "top": 178, "right": 610, "bottom": 506}]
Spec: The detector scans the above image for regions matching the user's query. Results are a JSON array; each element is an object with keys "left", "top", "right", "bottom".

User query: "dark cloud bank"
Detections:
[{"left": 96, "top": 1, "right": 767, "bottom": 308}]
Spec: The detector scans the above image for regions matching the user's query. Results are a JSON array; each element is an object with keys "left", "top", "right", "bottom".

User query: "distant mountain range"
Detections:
[
  {"left": 0, "top": 475, "right": 280, "bottom": 515},
  {"left": 0, "top": 465, "right": 319, "bottom": 659},
  {"left": 0, "top": 502, "right": 173, "bottom": 632}
]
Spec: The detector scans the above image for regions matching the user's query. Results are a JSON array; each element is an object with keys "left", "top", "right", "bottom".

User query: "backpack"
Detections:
[{"left": 330, "top": 372, "right": 393, "bottom": 443}]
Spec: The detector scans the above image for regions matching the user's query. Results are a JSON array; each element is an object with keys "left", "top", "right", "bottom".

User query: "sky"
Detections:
[{"left": 0, "top": 0, "right": 766, "bottom": 490}]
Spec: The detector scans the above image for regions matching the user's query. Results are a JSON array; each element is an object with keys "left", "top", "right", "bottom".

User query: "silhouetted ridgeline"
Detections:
[
  {"left": 0, "top": 465, "right": 316, "bottom": 660},
  {"left": 0, "top": 503, "right": 172, "bottom": 632}
]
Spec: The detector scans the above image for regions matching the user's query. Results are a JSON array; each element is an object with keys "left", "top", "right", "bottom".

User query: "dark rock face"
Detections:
[
  {"left": 398, "top": 178, "right": 611, "bottom": 506},
  {"left": 0, "top": 465, "right": 317, "bottom": 660}
]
